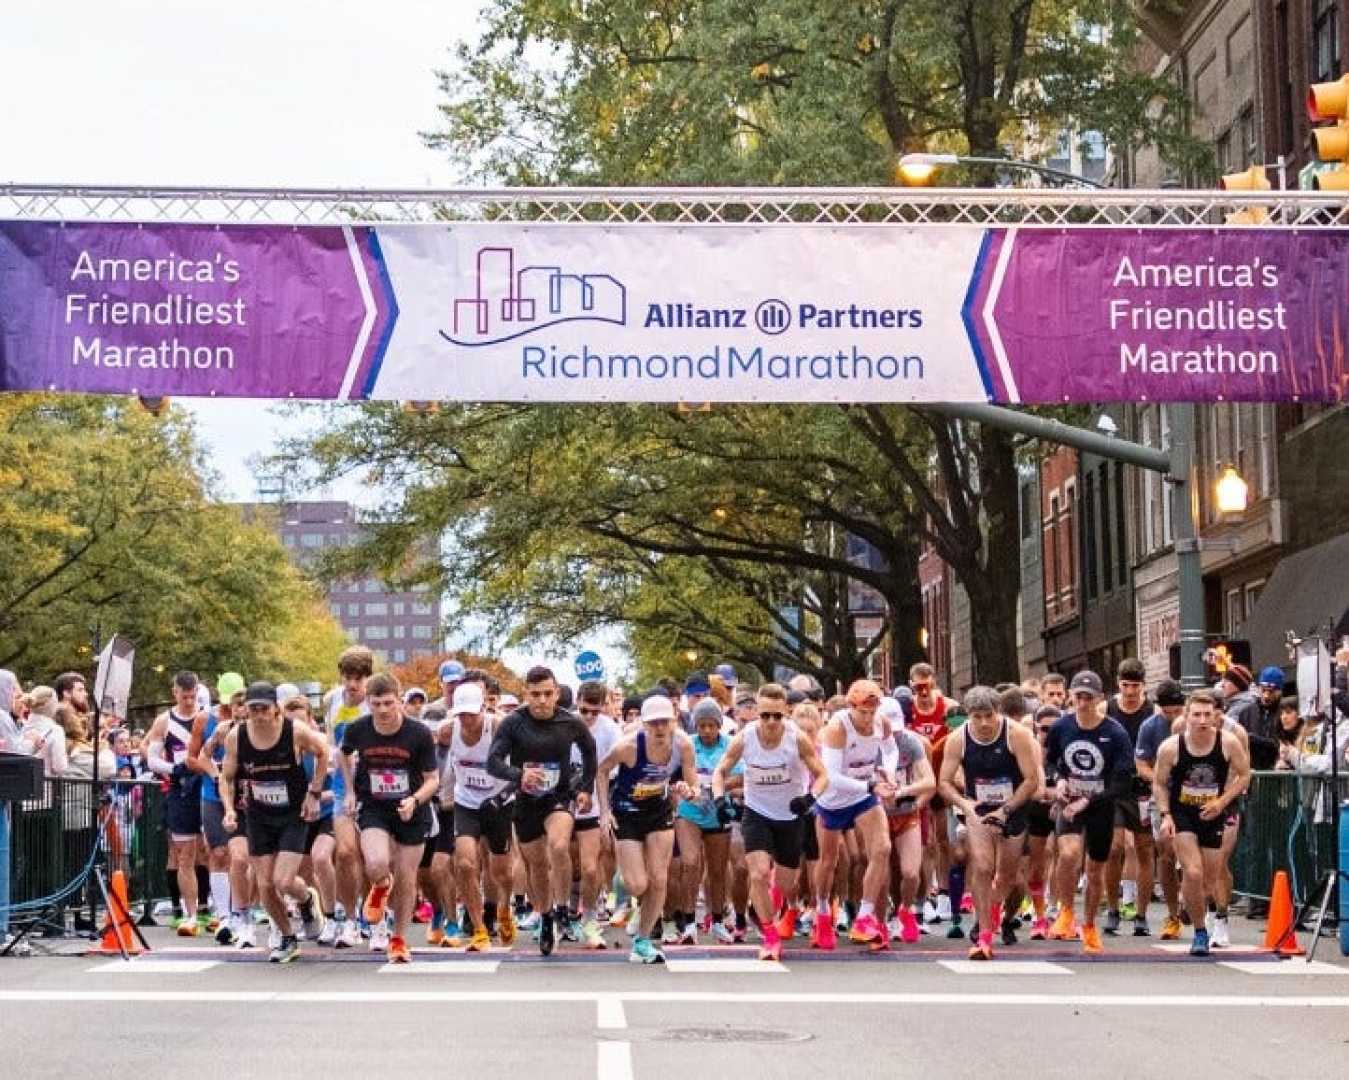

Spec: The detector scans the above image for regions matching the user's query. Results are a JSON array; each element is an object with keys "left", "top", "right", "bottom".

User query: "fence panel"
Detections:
[{"left": 1232, "top": 771, "right": 1349, "bottom": 905}]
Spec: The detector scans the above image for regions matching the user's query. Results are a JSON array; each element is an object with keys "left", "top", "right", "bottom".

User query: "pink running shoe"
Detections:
[
  {"left": 1029, "top": 917, "right": 1049, "bottom": 941},
  {"left": 811, "top": 912, "right": 837, "bottom": 951},
  {"left": 848, "top": 913, "right": 885, "bottom": 945},
  {"left": 898, "top": 908, "right": 921, "bottom": 944}
]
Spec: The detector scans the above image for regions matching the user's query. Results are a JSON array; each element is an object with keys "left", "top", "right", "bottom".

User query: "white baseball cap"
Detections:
[
  {"left": 451, "top": 682, "right": 485, "bottom": 716},
  {"left": 640, "top": 695, "right": 676, "bottom": 723}
]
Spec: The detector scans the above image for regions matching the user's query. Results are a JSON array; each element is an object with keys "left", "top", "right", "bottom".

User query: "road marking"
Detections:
[
  {"left": 1220, "top": 961, "right": 1349, "bottom": 976},
  {"left": 86, "top": 960, "right": 220, "bottom": 974},
  {"left": 664, "top": 959, "right": 788, "bottom": 975},
  {"left": 1151, "top": 943, "right": 1265, "bottom": 955},
  {"left": 377, "top": 961, "right": 500, "bottom": 975},
  {"left": 597, "top": 1040, "right": 634, "bottom": 1080},
  {"left": 938, "top": 961, "right": 1073, "bottom": 976},
  {"left": 596, "top": 995, "right": 627, "bottom": 1029},
  {"left": 7, "top": 990, "right": 1349, "bottom": 1007}
]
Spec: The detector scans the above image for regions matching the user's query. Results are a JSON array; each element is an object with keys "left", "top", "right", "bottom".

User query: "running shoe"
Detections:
[
  {"left": 369, "top": 920, "right": 390, "bottom": 953},
  {"left": 626, "top": 905, "right": 641, "bottom": 938},
  {"left": 922, "top": 897, "right": 940, "bottom": 924},
  {"left": 299, "top": 888, "right": 325, "bottom": 942},
  {"left": 775, "top": 908, "right": 798, "bottom": 941},
  {"left": 811, "top": 912, "right": 837, "bottom": 951},
  {"left": 234, "top": 920, "right": 257, "bottom": 949},
  {"left": 517, "top": 910, "right": 541, "bottom": 934},
  {"left": 334, "top": 919, "right": 360, "bottom": 949},
  {"left": 608, "top": 904, "right": 632, "bottom": 930},
  {"left": 1080, "top": 924, "right": 1105, "bottom": 955},
  {"left": 388, "top": 935, "right": 412, "bottom": 964},
  {"left": 268, "top": 925, "right": 283, "bottom": 952},
  {"left": 730, "top": 923, "right": 747, "bottom": 944},
  {"left": 898, "top": 908, "right": 921, "bottom": 944},
  {"left": 498, "top": 907, "right": 518, "bottom": 947},
  {"left": 849, "top": 912, "right": 885, "bottom": 946},
  {"left": 1000, "top": 915, "right": 1019, "bottom": 947},
  {"left": 1120, "top": 900, "right": 1138, "bottom": 921},
  {"left": 581, "top": 919, "right": 607, "bottom": 950},
  {"left": 1103, "top": 909, "right": 1121, "bottom": 936},
  {"left": 539, "top": 910, "right": 556, "bottom": 956},
  {"left": 835, "top": 907, "right": 850, "bottom": 933},
  {"left": 678, "top": 921, "right": 698, "bottom": 946},
  {"left": 711, "top": 921, "right": 736, "bottom": 945},
  {"left": 661, "top": 923, "right": 681, "bottom": 946},
  {"left": 887, "top": 917, "right": 902, "bottom": 942},
  {"left": 316, "top": 919, "right": 338, "bottom": 947},
  {"left": 269, "top": 934, "right": 300, "bottom": 964},
  {"left": 1189, "top": 928, "right": 1211, "bottom": 957},
  {"left": 176, "top": 919, "right": 199, "bottom": 938},
  {"left": 628, "top": 935, "right": 665, "bottom": 965},
  {"left": 758, "top": 926, "right": 783, "bottom": 962},
  {"left": 413, "top": 901, "right": 433, "bottom": 924},
  {"left": 426, "top": 926, "right": 446, "bottom": 947},
  {"left": 443, "top": 919, "right": 463, "bottom": 940},
  {"left": 934, "top": 893, "right": 952, "bottom": 922},
  {"left": 215, "top": 915, "right": 237, "bottom": 946},
  {"left": 1160, "top": 916, "right": 1182, "bottom": 941},
  {"left": 968, "top": 930, "right": 994, "bottom": 961},
  {"left": 945, "top": 918, "right": 966, "bottom": 941},
  {"left": 1047, "top": 909, "right": 1078, "bottom": 941},
  {"left": 960, "top": 893, "right": 974, "bottom": 915},
  {"left": 466, "top": 925, "right": 492, "bottom": 952},
  {"left": 1211, "top": 915, "right": 1231, "bottom": 949},
  {"left": 562, "top": 916, "right": 582, "bottom": 944},
  {"left": 698, "top": 912, "right": 714, "bottom": 936},
  {"left": 1029, "top": 917, "right": 1049, "bottom": 941},
  {"left": 363, "top": 880, "right": 392, "bottom": 925},
  {"left": 1132, "top": 916, "right": 1151, "bottom": 938}
]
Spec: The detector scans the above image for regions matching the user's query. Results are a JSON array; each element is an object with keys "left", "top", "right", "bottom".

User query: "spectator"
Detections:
[
  {"left": 19, "top": 685, "right": 68, "bottom": 777},
  {"left": 0, "top": 669, "right": 24, "bottom": 753},
  {"left": 58, "top": 704, "right": 116, "bottom": 780},
  {"left": 1273, "top": 696, "right": 1303, "bottom": 768},
  {"left": 53, "top": 671, "right": 90, "bottom": 718},
  {"left": 1255, "top": 667, "right": 1286, "bottom": 735},
  {"left": 1222, "top": 664, "right": 1278, "bottom": 769}
]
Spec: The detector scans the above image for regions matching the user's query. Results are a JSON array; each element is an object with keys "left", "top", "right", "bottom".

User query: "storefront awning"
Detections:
[{"left": 1238, "top": 532, "right": 1349, "bottom": 671}]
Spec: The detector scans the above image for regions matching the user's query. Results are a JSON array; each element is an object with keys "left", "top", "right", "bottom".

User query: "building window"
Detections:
[
  {"left": 300, "top": 532, "right": 324, "bottom": 549},
  {"left": 363, "top": 579, "right": 379, "bottom": 594},
  {"left": 1245, "top": 579, "right": 1265, "bottom": 618},
  {"left": 346, "top": 603, "right": 360, "bottom": 617},
  {"left": 329, "top": 604, "right": 342, "bottom": 619},
  {"left": 1098, "top": 463, "right": 1113, "bottom": 594},
  {"left": 1226, "top": 589, "right": 1245, "bottom": 635},
  {"left": 283, "top": 534, "right": 296, "bottom": 548},
  {"left": 1238, "top": 105, "right": 1257, "bottom": 167},
  {"left": 1114, "top": 462, "right": 1128, "bottom": 586},
  {"left": 1046, "top": 492, "right": 1060, "bottom": 613},
  {"left": 392, "top": 649, "right": 407, "bottom": 663},
  {"left": 1083, "top": 472, "right": 1098, "bottom": 602},
  {"left": 393, "top": 625, "right": 406, "bottom": 639},
  {"left": 411, "top": 601, "right": 434, "bottom": 616},
  {"left": 1257, "top": 407, "right": 1274, "bottom": 499},
  {"left": 1081, "top": 130, "right": 1107, "bottom": 183},
  {"left": 364, "top": 602, "right": 388, "bottom": 616},
  {"left": 1313, "top": 0, "right": 1341, "bottom": 84},
  {"left": 393, "top": 602, "right": 405, "bottom": 616},
  {"left": 1063, "top": 478, "right": 1077, "bottom": 612},
  {"left": 412, "top": 625, "right": 434, "bottom": 640},
  {"left": 365, "top": 625, "right": 388, "bottom": 641},
  {"left": 1020, "top": 479, "right": 1035, "bottom": 541},
  {"left": 1159, "top": 408, "right": 1173, "bottom": 544}
]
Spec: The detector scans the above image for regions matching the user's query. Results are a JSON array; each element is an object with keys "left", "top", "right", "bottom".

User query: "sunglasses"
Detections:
[
  {"left": 578, "top": 706, "right": 601, "bottom": 717},
  {"left": 912, "top": 684, "right": 934, "bottom": 693},
  {"left": 758, "top": 710, "right": 785, "bottom": 721}
]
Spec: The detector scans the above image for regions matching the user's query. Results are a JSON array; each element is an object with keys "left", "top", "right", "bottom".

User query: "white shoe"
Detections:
[
  {"left": 153, "top": 900, "right": 174, "bottom": 917},
  {"left": 234, "top": 921, "right": 257, "bottom": 949},
  {"left": 887, "top": 917, "right": 902, "bottom": 941},
  {"left": 268, "top": 926, "right": 282, "bottom": 951},
  {"left": 1204, "top": 911, "right": 1216, "bottom": 937},
  {"left": 1212, "top": 915, "right": 1231, "bottom": 949},
  {"left": 317, "top": 919, "right": 338, "bottom": 947},
  {"left": 678, "top": 922, "right": 698, "bottom": 945},
  {"left": 661, "top": 924, "right": 681, "bottom": 946},
  {"left": 711, "top": 921, "right": 735, "bottom": 945},
  {"left": 335, "top": 920, "right": 360, "bottom": 949},
  {"left": 922, "top": 898, "right": 939, "bottom": 924},
  {"left": 935, "top": 894, "right": 952, "bottom": 922},
  {"left": 369, "top": 921, "right": 390, "bottom": 953}
]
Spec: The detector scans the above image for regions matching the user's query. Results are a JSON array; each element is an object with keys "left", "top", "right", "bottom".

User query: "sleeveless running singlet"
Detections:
[
  {"left": 817, "top": 710, "right": 883, "bottom": 811},
  {"left": 238, "top": 718, "right": 308, "bottom": 819},
  {"left": 452, "top": 715, "right": 508, "bottom": 808},
  {"left": 612, "top": 731, "right": 679, "bottom": 815},
  {"left": 741, "top": 721, "right": 806, "bottom": 822},
  {"left": 961, "top": 719, "right": 1024, "bottom": 809},
  {"left": 1169, "top": 732, "right": 1229, "bottom": 811}
]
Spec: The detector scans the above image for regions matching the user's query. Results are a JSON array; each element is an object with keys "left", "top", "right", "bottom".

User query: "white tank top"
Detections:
[
  {"left": 742, "top": 721, "right": 806, "bottom": 822},
  {"left": 817, "top": 709, "right": 883, "bottom": 810},
  {"left": 451, "top": 716, "right": 508, "bottom": 809}
]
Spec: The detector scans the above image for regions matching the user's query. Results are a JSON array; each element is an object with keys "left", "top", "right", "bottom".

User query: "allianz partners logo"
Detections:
[{"left": 441, "top": 245, "right": 627, "bottom": 347}]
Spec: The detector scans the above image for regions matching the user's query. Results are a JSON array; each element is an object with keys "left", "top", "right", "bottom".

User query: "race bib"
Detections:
[
  {"left": 1179, "top": 782, "right": 1219, "bottom": 806},
  {"left": 464, "top": 770, "right": 496, "bottom": 791},
  {"left": 697, "top": 767, "right": 714, "bottom": 794},
  {"left": 370, "top": 769, "right": 410, "bottom": 799},
  {"left": 630, "top": 780, "right": 669, "bottom": 800},
  {"left": 1138, "top": 796, "right": 1152, "bottom": 819},
  {"left": 974, "top": 778, "right": 1014, "bottom": 806},
  {"left": 522, "top": 762, "right": 561, "bottom": 795},
  {"left": 251, "top": 780, "right": 289, "bottom": 809},
  {"left": 750, "top": 764, "right": 790, "bottom": 786},
  {"left": 846, "top": 759, "right": 875, "bottom": 781},
  {"left": 1067, "top": 777, "right": 1105, "bottom": 798},
  {"left": 172, "top": 748, "right": 188, "bottom": 766}
]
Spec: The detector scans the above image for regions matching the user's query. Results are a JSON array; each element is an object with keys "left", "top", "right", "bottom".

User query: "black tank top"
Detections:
[
  {"left": 238, "top": 717, "right": 308, "bottom": 818},
  {"left": 962, "top": 719, "right": 1023, "bottom": 808},
  {"left": 1169, "top": 732, "right": 1228, "bottom": 810}
]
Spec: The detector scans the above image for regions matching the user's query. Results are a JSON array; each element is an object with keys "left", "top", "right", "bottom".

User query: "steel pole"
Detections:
[{"left": 1168, "top": 403, "right": 1208, "bottom": 689}]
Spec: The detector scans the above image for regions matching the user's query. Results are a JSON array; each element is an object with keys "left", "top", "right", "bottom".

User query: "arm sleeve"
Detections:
[
  {"left": 821, "top": 745, "right": 870, "bottom": 801},
  {"left": 486, "top": 715, "right": 522, "bottom": 783},
  {"left": 145, "top": 740, "right": 175, "bottom": 777}
]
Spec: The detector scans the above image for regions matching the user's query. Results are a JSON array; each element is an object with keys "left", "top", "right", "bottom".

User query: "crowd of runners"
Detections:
[{"left": 110, "top": 644, "right": 1295, "bottom": 965}]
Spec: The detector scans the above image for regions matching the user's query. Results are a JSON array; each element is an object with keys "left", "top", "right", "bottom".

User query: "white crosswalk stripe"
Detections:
[
  {"left": 86, "top": 960, "right": 220, "bottom": 974},
  {"left": 938, "top": 960, "right": 1073, "bottom": 975},
  {"left": 663, "top": 958, "right": 789, "bottom": 974},
  {"left": 378, "top": 961, "right": 501, "bottom": 974}
]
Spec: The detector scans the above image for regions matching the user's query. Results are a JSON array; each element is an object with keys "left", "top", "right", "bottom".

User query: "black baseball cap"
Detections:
[
  {"left": 1068, "top": 670, "right": 1104, "bottom": 698},
  {"left": 244, "top": 681, "right": 278, "bottom": 707}
]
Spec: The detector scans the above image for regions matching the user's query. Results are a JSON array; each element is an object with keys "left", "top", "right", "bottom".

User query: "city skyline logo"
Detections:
[{"left": 441, "top": 245, "right": 627, "bottom": 347}]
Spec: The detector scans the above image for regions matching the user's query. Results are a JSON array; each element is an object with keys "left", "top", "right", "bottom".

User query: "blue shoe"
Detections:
[
  {"left": 628, "top": 935, "right": 665, "bottom": 965},
  {"left": 442, "top": 921, "right": 462, "bottom": 940},
  {"left": 1189, "top": 929, "right": 1211, "bottom": 957}
]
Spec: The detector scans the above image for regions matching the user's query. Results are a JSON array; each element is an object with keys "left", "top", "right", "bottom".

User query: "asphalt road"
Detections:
[{"left": 5, "top": 920, "right": 1348, "bottom": 1080}]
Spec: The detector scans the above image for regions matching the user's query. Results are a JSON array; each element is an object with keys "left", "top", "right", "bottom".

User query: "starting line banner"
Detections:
[{"left": 0, "top": 221, "right": 1344, "bottom": 403}]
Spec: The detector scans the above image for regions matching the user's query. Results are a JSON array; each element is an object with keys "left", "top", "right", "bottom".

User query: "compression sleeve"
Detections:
[
  {"left": 146, "top": 740, "right": 175, "bottom": 777},
  {"left": 821, "top": 745, "right": 869, "bottom": 800},
  {"left": 486, "top": 714, "right": 523, "bottom": 784}
]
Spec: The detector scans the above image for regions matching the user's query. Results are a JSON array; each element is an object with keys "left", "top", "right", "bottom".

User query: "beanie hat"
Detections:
[{"left": 1223, "top": 664, "right": 1253, "bottom": 693}]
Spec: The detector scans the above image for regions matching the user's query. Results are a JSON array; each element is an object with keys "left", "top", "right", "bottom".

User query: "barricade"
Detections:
[{"left": 1231, "top": 770, "right": 1349, "bottom": 906}]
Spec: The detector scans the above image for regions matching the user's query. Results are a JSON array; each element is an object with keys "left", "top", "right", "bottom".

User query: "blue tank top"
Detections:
[
  {"left": 303, "top": 753, "right": 335, "bottom": 820},
  {"left": 612, "top": 731, "right": 679, "bottom": 815},
  {"left": 200, "top": 711, "right": 224, "bottom": 804},
  {"left": 677, "top": 734, "right": 729, "bottom": 828},
  {"left": 961, "top": 719, "right": 1023, "bottom": 809}
]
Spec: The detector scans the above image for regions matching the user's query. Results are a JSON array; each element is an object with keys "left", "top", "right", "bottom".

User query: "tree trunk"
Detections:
[{"left": 960, "top": 426, "right": 1022, "bottom": 682}]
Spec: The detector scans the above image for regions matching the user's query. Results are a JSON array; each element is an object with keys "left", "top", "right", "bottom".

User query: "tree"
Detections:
[{"left": 390, "top": 651, "right": 526, "bottom": 700}]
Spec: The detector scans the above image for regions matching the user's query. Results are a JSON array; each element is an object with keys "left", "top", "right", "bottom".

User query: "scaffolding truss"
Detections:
[{"left": 1, "top": 184, "right": 1346, "bottom": 228}]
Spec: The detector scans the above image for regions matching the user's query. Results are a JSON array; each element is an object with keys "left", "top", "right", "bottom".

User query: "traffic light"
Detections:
[
  {"left": 1307, "top": 73, "right": 1349, "bottom": 191},
  {"left": 1220, "top": 165, "right": 1271, "bottom": 224},
  {"left": 1168, "top": 638, "right": 1252, "bottom": 681}
]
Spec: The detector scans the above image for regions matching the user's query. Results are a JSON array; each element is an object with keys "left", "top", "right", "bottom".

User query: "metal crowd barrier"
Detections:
[
  {"left": 1231, "top": 770, "right": 1349, "bottom": 906},
  {"left": 5, "top": 777, "right": 169, "bottom": 920}
]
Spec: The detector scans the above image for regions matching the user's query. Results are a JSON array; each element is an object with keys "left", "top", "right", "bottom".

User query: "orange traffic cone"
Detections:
[
  {"left": 94, "top": 871, "right": 144, "bottom": 956},
  {"left": 1262, "top": 871, "right": 1305, "bottom": 956}
]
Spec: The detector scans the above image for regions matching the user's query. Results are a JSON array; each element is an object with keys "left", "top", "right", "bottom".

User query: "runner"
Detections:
[
  {"left": 1152, "top": 690, "right": 1251, "bottom": 956},
  {"left": 939, "top": 686, "right": 1041, "bottom": 960},
  {"left": 286, "top": 691, "right": 338, "bottom": 943},
  {"left": 1040, "top": 674, "right": 1068, "bottom": 711},
  {"left": 339, "top": 672, "right": 440, "bottom": 965},
  {"left": 326, "top": 646, "right": 373, "bottom": 948},
  {"left": 885, "top": 710, "right": 937, "bottom": 944},
  {"left": 675, "top": 699, "right": 737, "bottom": 945},
  {"left": 439, "top": 680, "right": 514, "bottom": 951},
  {"left": 1103, "top": 658, "right": 1156, "bottom": 937},
  {"left": 486, "top": 665, "right": 597, "bottom": 956},
  {"left": 811, "top": 679, "right": 897, "bottom": 951},
  {"left": 144, "top": 671, "right": 208, "bottom": 936},
  {"left": 570, "top": 680, "right": 621, "bottom": 947},
  {"left": 596, "top": 694, "right": 698, "bottom": 964},
  {"left": 1025, "top": 704, "right": 1063, "bottom": 940},
  {"left": 219, "top": 682, "right": 331, "bottom": 963},
  {"left": 1044, "top": 670, "right": 1135, "bottom": 955},
  {"left": 712, "top": 683, "right": 828, "bottom": 961},
  {"left": 1135, "top": 679, "right": 1187, "bottom": 940}
]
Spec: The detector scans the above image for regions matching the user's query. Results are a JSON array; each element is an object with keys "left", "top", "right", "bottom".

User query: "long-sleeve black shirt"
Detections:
[{"left": 486, "top": 706, "right": 597, "bottom": 800}]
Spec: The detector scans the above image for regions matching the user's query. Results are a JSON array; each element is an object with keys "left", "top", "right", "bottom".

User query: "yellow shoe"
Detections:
[
  {"left": 1047, "top": 908, "right": 1078, "bottom": 941},
  {"left": 1160, "top": 916, "right": 1182, "bottom": 941},
  {"left": 466, "top": 925, "right": 491, "bottom": 952},
  {"left": 1081, "top": 924, "right": 1105, "bottom": 955},
  {"left": 426, "top": 926, "right": 445, "bottom": 947},
  {"left": 498, "top": 907, "right": 517, "bottom": 947}
]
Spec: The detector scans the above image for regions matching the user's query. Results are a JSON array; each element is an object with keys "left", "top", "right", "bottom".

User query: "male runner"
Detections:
[
  {"left": 572, "top": 680, "right": 621, "bottom": 947},
  {"left": 144, "top": 672, "right": 208, "bottom": 936},
  {"left": 1103, "top": 658, "right": 1156, "bottom": 936},
  {"left": 188, "top": 674, "right": 250, "bottom": 944},
  {"left": 486, "top": 666, "right": 597, "bottom": 956},
  {"left": 1135, "top": 679, "right": 1187, "bottom": 939},
  {"left": 811, "top": 679, "right": 897, "bottom": 950},
  {"left": 339, "top": 672, "right": 439, "bottom": 964},
  {"left": 1044, "top": 670, "right": 1135, "bottom": 954},
  {"left": 596, "top": 694, "right": 698, "bottom": 963},
  {"left": 220, "top": 681, "right": 329, "bottom": 962},
  {"left": 1153, "top": 690, "right": 1250, "bottom": 955},
  {"left": 712, "top": 683, "right": 828, "bottom": 961},
  {"left": 1025, "top": 704, "right": 1063, "bottom": 939},
  {"left": 326, "top": 646, "right": 373, "bottom": 948},
  {"left": 1040, "top": 674, "right": 1068, "bottom": 711},
  {"left": 885, "top": 713, "right": 936, "bottom": 944},
  {"left": 939, "top": 686, "right": 1041, "bottom": 960}
]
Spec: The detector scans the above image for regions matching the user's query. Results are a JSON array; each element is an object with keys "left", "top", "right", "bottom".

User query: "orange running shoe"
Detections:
[
  {"left": 1047, "top": 908, "right": 1079, "bottom": 941},
  {"left": 388, "top": 935, "right": 412, "bottom": 964},
  {"left": 775, "top": 908, "right": 799, "bottom": 941},
  {"left": 497, "top": 906, "right": 518, "bottom": 947},
  {"left": 426, "top": 926, "right": 446, "bottom": 947},
  {"left": 363, "top": 878, "right": 393, "bottom": 925},
  {"left": 1081, "top": 924, "right": 1105, "bottom": 955}
]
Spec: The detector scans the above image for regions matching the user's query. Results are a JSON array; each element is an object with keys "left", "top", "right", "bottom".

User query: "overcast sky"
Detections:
[{"left": 3, "top": 1, "right": 628, "bottom": 679}]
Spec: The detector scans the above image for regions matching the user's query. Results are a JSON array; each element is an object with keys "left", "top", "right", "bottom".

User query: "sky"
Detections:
[{"left": 3, "top": 1, "right": 629, "bottom": 681}]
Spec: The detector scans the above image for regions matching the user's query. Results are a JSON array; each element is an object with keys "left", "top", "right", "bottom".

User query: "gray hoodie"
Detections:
[{"left": 0, "top": 669, "right": 23, "bottom": 753}]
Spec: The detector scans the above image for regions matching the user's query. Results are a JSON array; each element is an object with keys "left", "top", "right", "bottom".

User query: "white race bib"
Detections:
[
  {"left": 974, "top": 778, "right": 1014, "bottom": 806},
  {"left": 370, "top": 769, "right": 410, "bottom": 799},
  {"left": 522, "top": 762, "right": 561, "bottom": 795},
  {"left": 1067, "top": 777, "right": 1105, "bottom": 798},
  {"left": 251, "top": 780, "right": 289, "bottom": 809},
  {"left": 750, "top": 764, "right": 790, "bottom": 786},
  {"left": 1179, "top": 783, "right": 1218, "bottom": 806},
  {"left": 464, "top": 770, "right": 496, "bottom": 791}
]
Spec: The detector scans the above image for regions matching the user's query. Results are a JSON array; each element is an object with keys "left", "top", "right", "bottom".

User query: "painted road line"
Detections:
[
  {"left": 86, "top": 960, "right": 220, "bottom": 974},
  {"left": 1151, "top": 943, "right": 1265, "bottom": 955},
  {"left": 938, "top": 961, "right": 1073, "bottom": 976},
  {"left": 664, "top": 959, "right": 789, "bottom": 974},
  {"left": 597, "top": 1041, "right": 634, "bottom": 1080},
  {"left": 8, "top": 990, "right": 1349, "bottom": 1008},
  {"left": 596, "top": 995, "right": 627, "bottom": 1029},
  {"left": 1220, "top": 961, "right": 1349, "bottom": 976},
  {"left": 377, "top": 961, "right": 501, "bottom": 975}
]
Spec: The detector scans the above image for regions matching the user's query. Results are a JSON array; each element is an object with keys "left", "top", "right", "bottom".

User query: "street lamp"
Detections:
[
  {"left": 683, "top": 649, "right": 699, "bottom": 664},
  {"left": 895, "top": 152, "right": 1108, "bottom": 189},
  {"left": 1215, "top": 465, "right": 1249, "bottom": 515}
]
